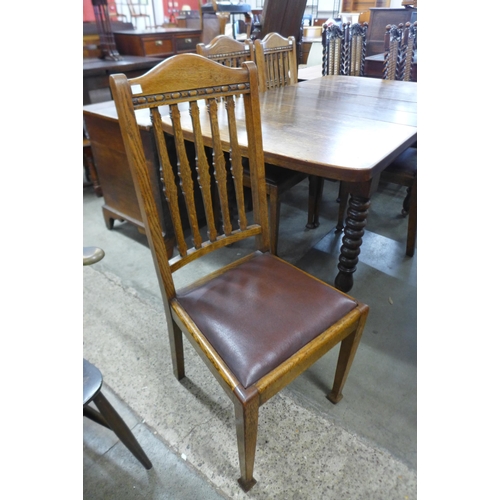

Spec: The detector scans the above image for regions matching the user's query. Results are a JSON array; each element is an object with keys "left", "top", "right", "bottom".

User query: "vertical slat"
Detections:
[
  {"left": 207, "top": 98, "right": 233, "bottom": 236},
  {"left": 283, "top": 50, "right": 290, "bottom": 86},
  {"left": 170, "top": 104, "right": 203, "bottom": 249},
  {"left": 225, "top": 96, "right": 248, "bottom": 231},
  {"left": 189, "top": 100, "right": 218, "bottom": 242},
  {"left": 150, "top": 107, "right": 188, "bottom": 256}
]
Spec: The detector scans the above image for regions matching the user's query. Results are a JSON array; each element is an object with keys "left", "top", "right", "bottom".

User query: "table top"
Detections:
[
  {"left": 162, "top": 75, "right": 417, "bottom": 183},
  {"left": 84, "top": 75, "right": 417, "bottom": 183}
]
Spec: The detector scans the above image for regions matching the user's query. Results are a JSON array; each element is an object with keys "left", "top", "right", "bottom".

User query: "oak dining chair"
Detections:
[
  {"left": 196, "top": 34, "right": 254, "bottom": 67},
  {"left": 252, "top": 31, "right": 317, "bottom": 253},
  {"left": 110, "top": 53, "right": 369, "bottom": 491},
  {"left": 198, "top": 33, "right": 309, "bottom": 255}
]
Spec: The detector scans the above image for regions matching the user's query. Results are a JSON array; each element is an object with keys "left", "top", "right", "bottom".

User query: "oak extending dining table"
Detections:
[{"left": 160, "top": 75, "right": 417, "bottom": 292}]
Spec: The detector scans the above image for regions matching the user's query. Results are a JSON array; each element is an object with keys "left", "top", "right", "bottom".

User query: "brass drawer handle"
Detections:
[{"left": 155, "top": 40, "right": 163, "bottom": 46}]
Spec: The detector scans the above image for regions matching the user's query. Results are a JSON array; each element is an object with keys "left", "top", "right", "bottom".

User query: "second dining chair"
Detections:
[
  {"left": 251, "top": 32, "right": 317, "bottom": 253},
  {"left": 198, "top": 33, "right": 310, "bottom": 255},
  {"left": 196, "top": 34, "right": 254, "bottom": 67},
  {"left": 110, "top": 53, "right": 369, "bottom": 491}
]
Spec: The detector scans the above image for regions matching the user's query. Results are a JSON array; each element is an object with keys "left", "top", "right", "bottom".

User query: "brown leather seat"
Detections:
[{"left": 177, "top": 252, "right": 357, "bottom": 388}]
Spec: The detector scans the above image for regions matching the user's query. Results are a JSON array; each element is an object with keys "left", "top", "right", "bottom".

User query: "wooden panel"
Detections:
[
  {"left": 341, "top": 0, "right": 389, "bottom": 12},
  {"left": 365, "top": 7, "right": 414, "bottom": 56},
  {"left": 261, "top": 0, "right": 308, "bottom": 41}
]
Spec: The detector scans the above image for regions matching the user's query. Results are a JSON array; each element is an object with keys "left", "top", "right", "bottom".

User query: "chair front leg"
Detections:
[
  {"left": 234, "top": 386, "right": 259, "bottom": 491},
  {"left": 327, "top": 304, "right": 369, "bottom": 403}
]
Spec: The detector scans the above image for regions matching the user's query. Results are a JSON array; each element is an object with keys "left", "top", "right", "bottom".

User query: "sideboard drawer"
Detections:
[
  {"left": 143, "top": 37, "right": 175, "bottom": 56},
  {"left": 175, "top": 35, "right": 201, "bottom": 53}
]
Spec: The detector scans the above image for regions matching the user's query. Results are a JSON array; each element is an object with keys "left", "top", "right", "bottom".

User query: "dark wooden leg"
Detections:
[
  {"left": 234, "top": 387, "right": 259, "bottom": 492},
  {"left": 102, "top": 207, "right": 115, "bottom": 230},
  {"left": 83, "top": 143, "right": 103, "bottom": 197},
  {"left": 336, "top": 182, "right": 349, "bottom": 232},
  {"left": 268, "top": 189, "right": 280, "bottom": 255},
  {"left": 334, "top": 195, "right": 370, "bottom": 293},
  {"left": 406, "top": 175, "right": 417, "bottom": 257},
  {"left": 169, "top": 321, "right": 185, "bottom": 380},
  {"left": 84, "top": 404, "right": 110, "bottom": 428},
  {"left": 92, "top": 391, "right": 153, "bottom": 469},
  {"left": 402, "top": 186, "right": 411, "bottom": 215},
  {"left": 306, "top": 175, "right": 324, "bottom": 229},
  {"left": 327, "top": 304, "right": 369, "bottom": 403}
]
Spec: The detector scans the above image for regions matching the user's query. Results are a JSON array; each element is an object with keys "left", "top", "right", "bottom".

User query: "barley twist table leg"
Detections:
[{"left": 334, "top": 195, "right": 370, "bottom": 292}]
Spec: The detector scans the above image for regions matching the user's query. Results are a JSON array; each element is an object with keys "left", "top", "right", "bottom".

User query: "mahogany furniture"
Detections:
[
  {"left": 113, "top": 27, "right": 202, "bottom": 58},
  {"left": 110, "top": 53, "right": 369, "bottom": 490},
  {"left": 84, "top": 73, "right": 416, "bottom": 290},
  {"left": 160, "top": 75, "right": 417, "bottom": 291}
]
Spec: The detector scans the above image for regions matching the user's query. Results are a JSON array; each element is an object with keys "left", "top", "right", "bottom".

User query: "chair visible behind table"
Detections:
[
  {"left": 110, "top": 53, "right": 369, "bottom": 491},
  {"left": 253, "top": 32, "right": 316, "bottom": 254},
  {"left": 196, "top": 34, "right": 254, "bottom": 67},
  {"left": 338, "top": 21, "right": 417, "bottom": 256},
  {"left": 307, "top": 22, "right": 369, "bottom": 230}
]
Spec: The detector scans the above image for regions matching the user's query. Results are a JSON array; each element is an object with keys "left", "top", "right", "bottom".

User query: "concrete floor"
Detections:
[{"left": 83, "top": 167, "right": 417, "bottom": 499}]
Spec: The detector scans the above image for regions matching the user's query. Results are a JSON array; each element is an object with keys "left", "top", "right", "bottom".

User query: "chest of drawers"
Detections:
[{"left": 114, "top": 28, "right": 202, "bottom": 58}]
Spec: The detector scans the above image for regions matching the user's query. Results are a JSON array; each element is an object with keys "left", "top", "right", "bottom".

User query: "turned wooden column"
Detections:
[{"left": 334, "top": 194, "right": 370, "bottom": 292}]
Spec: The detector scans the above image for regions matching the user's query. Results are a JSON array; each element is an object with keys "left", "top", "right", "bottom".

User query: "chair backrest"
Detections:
[
  {"left": 383, "top": 21, "right": 417, "bottom": 81},
  {"left": 196, "top": 35, "right": 254, "bottom": 68},
  {"left": 322, "top": 22, "right": 368, "bottom": 76},
  {"left": 254, "top": 32, "right": 298, "bottom": 91},
  {"left": 109, "top": 54, "right": 270, "bottom": 301}
]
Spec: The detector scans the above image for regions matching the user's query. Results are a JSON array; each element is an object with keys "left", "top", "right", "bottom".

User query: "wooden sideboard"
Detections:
[
  {"left": 113, "top": 28, "right": 202, "bottom": 58},
  {"left": 83, "top": 101, "right": 207, "bottom": 258}
]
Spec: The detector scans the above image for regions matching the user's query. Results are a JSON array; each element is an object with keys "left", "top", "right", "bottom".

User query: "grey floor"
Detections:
[
  {"left": 83, "top": 174, "right": 416, "bottom": 500},
  {"left": 83, "top": 42, "right": 416, "bottom": 499}
]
